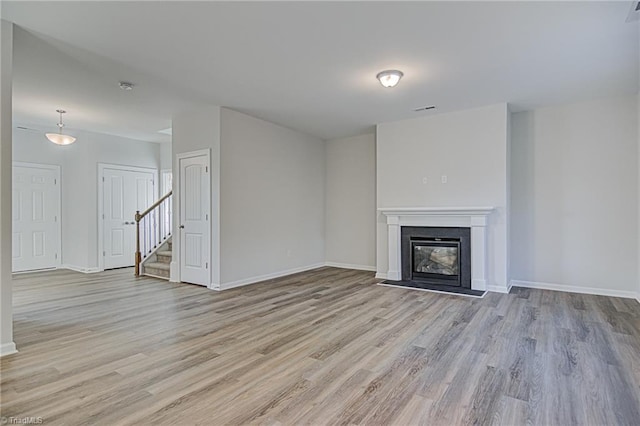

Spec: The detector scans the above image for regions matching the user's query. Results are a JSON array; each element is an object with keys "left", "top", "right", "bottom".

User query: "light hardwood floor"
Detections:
[{"left": 1, "top": 267, "right": 639, "bottom": 425}]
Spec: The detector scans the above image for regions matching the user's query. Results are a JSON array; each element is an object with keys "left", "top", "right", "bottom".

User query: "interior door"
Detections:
[
  {"left": 179, "top": 154, "right": 210, "bottom": 286},
  {"left": 12, "top": 164, "right": 61, "bottom": 272},
  {"left": 103, "top": 167, "right": 155, "bottom": 269}
]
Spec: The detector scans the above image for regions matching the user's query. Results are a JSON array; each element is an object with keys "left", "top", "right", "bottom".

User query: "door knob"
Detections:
[{"left": 179, "top": 225, "right": 185, "bottom": 229}]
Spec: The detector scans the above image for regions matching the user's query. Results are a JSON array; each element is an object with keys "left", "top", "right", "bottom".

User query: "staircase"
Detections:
[
  {"left": 135, "top": 190, "right": 172, "bottom": 279},
  {"left": 142, "top": 239, "right": 172, "bottom": 279}
]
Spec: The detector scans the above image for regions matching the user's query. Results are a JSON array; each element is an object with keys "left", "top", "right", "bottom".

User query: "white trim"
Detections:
[
  {"left": 175, "top": 150, "right": 211, "bottom": 287},
  {"left": 169, "top": 260, "right": 179, "bottom": 283},
  {"left": 61, "top": 264, "right": 102, "bottom": 274},
  {"left": 375, "top": 272, "right": 388, "bottom": 280},
  {"left": 511, "top": 279, "right": 639, "bottom": 299},
  {"left": 378, "top": 207, "right": 494, "bottom": 291},
  {"left": 487, "top": 283, "right": 511, "bottom": 294},
  {"left": 218, "top": 263, "right": 325, "bottom": 291},
  {"left": 161, "top": 169, "right": 172, "bottom": 196},
  {"left": 97, "top": 163, "right": 158, "bottom": 272},
  {"left": 12, "top": 267, "right": 56, "bottom": 275},
  {"left": 0, "top": 342, "right": 17, "bottom": 357},
  {"left": 377, "top": 206, "right": 496, "bottom": 217},
  {"left": 325, "top": 262, "right": 376, "bottom": 272},
  {"left": 12, "top": 162, "right": 62, "bottom": 272},
  {"left": 378, "top": 283, "right": 486, "bottom": 299}
]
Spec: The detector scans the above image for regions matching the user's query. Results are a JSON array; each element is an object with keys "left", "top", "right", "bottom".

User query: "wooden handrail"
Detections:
[
  {"left": 136, "top": 190, "right": 173, "bottom": 222},
  {"left": 135, "top": 190, "right": 173, "bottom": 276}
]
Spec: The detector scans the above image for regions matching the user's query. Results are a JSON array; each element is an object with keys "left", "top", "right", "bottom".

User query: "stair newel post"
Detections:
[{"left": 135, "top": 210, "right": 141, "bottom": 277}]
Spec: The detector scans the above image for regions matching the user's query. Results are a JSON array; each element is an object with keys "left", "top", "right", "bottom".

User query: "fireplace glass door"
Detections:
[{"left": 411, "top": 238, "right": 461, "bottom": 285}]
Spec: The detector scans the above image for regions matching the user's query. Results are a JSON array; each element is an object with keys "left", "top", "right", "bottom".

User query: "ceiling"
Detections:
[{"left": 2, "top": 1, "right": 639, "bottom": 142}]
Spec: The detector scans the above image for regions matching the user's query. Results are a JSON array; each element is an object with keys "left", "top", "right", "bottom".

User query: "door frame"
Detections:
[
  {"left": 174, "top": 149, "right": 211, "bottom": 286},
  {"left": 97, "top": 163, "right": 158, "bottom": 271},
  {"left": 12, "top": 162, "right": 62, "bottom": 272}
]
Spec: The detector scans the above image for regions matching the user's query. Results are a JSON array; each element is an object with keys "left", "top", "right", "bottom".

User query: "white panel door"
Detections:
[
  {"left": 12, "top": 164, "right": 60, "bottom": 272},
  {"left": 179, "top": 155, "right": 210, "bottom": 286},
  {"left": 103, "top": 168, "right": 154, "bottom": 269}
]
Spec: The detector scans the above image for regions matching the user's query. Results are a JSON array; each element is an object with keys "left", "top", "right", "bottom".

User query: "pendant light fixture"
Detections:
[{"left": 45, "top": 109, "right": 76, "bottom": 145}]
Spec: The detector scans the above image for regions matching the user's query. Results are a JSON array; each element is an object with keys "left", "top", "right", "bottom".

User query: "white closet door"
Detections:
[
  {"left": 12, "top": 164, "right": 60, "bottom": 272},
  {"left": 179, "top": 154, "right": 210, "bottom": 286}
]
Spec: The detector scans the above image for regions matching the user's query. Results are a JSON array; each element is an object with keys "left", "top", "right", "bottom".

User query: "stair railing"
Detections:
[{"left": 135, "top": 190, "right": 173, "bottom": 276}]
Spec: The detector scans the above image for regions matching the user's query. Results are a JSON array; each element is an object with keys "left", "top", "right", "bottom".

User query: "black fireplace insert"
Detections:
[{"left": 401, "top": 226, "right": 472, "bottom": 290}]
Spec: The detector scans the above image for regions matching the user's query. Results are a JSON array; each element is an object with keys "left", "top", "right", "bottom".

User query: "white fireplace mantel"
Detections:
[{"left": 378, "top": 206, "right": 495, "bottom": 291}]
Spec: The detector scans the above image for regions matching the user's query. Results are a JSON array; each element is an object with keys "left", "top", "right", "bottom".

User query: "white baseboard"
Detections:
[
  {"left": 375, "top": 272, "right": 387, "bottom": 280},
  {"left": 220, "top": 263, "right": 325, "bottom": 291},
  {"left": 61, "top": 265, "right": 102, "bottom": 274},
  {"left": 324, "top": 262, "right": 376, "bottom": 272},
  {"left": 0, "top": 342, "right": 17, "bottom": 357},
  {"left": 12, "top": 267, "right": 57, "bottom": 275},
  {"left": 169, "top": 261, "right": 179, "bottom": 282},
  {"left": 486, "top": 283, "right": 511, "bottom": 294},
  {"left": 511, "top": 279, "right": 639, "bottom": 300}
]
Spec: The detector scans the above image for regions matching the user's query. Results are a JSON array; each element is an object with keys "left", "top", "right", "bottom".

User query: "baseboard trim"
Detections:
[
  {"left": 511, "top": 279, "right": 639, "bottom": 299},
  {"left": 61, "top": 265, "right": 102, "bottom": 274},
  {"left": 324, "top": 262, "right": 376, "bottom": 272},
  {"left": 12, "top": 267, "right": 57, "bottom": 275},
  {"left": 486, "top": 284, "right": 511, "bottom": 294},
  {"left": 0, "top": 342, "right": 17, "bottom": 357},
  {"left": 220, "top": 263, "right": 326, "bottom": 291},
  {"left": 375, "top": 272, "right": 388, "bottom": 280}
]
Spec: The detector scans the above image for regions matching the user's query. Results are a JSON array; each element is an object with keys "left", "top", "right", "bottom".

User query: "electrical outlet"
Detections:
[
  {"left": 422, "top": 177, "right": 428, "bottom": 184},
  {"left": 441, "top": 175, "right": 448, "bottom": 184}
]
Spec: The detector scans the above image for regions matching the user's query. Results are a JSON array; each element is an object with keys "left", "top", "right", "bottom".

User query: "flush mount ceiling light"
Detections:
[
  {"left": 376, "top": 70, "right": 404, "bottom": 88},
  {"left": 45, "top": 109, "right": 76, "bottom": 146}
]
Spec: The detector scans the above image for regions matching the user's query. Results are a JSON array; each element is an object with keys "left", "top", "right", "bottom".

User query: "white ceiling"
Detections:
[{"left": 3, "top": 1, "right": 639, "bottom": 142}]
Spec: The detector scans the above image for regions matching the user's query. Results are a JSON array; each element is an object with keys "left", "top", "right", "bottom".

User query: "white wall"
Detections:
[
  {"left": 376, "top": 104, "right": 510, "bottom": 291},
  {"left": 1, "top": 20, "right": 16, "bottom": 356},
  {"left": 511, "top": 96, "right": 638, "bottom": 296},
  {"left": 219, "top": 108, "right": 325, "bottom": 287},
  {"left": 171, "top": 106, "right": 221, "bottom": 286},
  {"left": 13, "top": 128, "right": 161, "bottom": 271},
  {"left": 160, "top": 142, "right": 172, "bottom": 171},
  {"left": 325, "top": 133, "right": 376, "bottom": 270}
]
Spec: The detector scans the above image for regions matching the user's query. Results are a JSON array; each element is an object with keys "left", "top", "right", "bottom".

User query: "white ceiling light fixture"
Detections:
[
  {"left": 376, "top": 70, "right": 404, "bottom": 88},
  {"left": 45, "top": 109, "right": 76, "bottom": 146}
]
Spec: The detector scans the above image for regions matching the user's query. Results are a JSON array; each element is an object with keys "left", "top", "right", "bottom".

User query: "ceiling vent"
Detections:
[
  {"left": 413, "top": 105, "right": 436, "bottom": 112},
  {"left": 16, "top": 126, "right": 39, "bottom": 132}
]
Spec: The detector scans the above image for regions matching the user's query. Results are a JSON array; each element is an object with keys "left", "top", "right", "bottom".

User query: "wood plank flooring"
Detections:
[{"left": 1, "top": 267, "right": 639, "bottom": 425}]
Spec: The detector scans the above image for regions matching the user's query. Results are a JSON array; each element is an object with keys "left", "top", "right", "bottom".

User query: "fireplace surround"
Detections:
[
  {"left": 402, "top": 226, "right": 471, "bottom": 288},
  {"left": 378, "top": 207, "right": 494, "bottom": 294}
]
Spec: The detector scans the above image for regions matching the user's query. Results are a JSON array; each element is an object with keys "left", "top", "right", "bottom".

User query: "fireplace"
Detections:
[
  {"left": 401, "top": 226, "right": 471, "bottom": 289},
  {"left": 411, "top": 238, "right": 460, "bottom": 284},
  {"left": 378, "top": 207, "right": 494, "bottom": 295}
]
